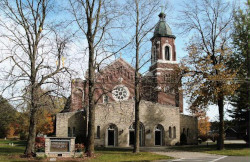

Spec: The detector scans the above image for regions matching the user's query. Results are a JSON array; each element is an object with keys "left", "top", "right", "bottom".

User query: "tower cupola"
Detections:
[{"left": 153, "top": 12, "right": 175, "bottom": 38}]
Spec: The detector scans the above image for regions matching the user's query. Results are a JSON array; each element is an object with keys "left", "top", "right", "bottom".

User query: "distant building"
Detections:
[{"left": 56, "top": 11, "right": 198, "bottom": 146}]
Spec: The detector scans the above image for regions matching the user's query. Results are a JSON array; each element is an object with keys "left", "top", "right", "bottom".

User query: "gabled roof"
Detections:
[{"left": 98, "top": 57, "right": 137, "bottom": 74}]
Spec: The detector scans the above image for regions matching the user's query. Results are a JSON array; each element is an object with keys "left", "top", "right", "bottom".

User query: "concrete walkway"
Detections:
[
  {"left": 153, "top": 151, "right": 224, "bottom": 159},
  {"left": 153, "top": 151, "right": 226, "bottom": 162},
  {"left": 140, "top": 147, "right": 226, "bottom": 162}
]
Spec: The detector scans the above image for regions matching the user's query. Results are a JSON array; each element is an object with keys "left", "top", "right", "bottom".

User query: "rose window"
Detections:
[{"left": 112, "top": 85, "right": 129, "bottom": 101}]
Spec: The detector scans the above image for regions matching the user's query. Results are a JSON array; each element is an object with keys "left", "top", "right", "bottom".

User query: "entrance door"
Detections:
[
  {"left": 155, "top": 131, "right": 161, "bottom": 145},
  {"left": 108, "top": 130, "right": 115, "bottom": 146},
  {"left": 155, "top": 124, "right": 164, "bottom": 146},
  {"left": 129, "top": 130, "right": 144, "bottom": 146},
  {"left": 129, "top": 123, "right": 145, "bottom": 146},
  {"left": 129, "top": 131, "right": 134, "bottom": 145}
]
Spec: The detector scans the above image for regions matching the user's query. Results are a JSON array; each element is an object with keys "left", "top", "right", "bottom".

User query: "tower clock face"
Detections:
[{"left": 112, "top": 85, "right": 130, "bottom": 101}]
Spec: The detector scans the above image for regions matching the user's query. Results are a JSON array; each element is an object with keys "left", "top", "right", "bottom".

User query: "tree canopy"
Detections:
[{"left": 0, "top": 96, "right": 17, "bottom": 138}]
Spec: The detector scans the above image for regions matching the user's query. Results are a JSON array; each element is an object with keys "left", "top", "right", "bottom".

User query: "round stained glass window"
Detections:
[{"left": 112, "top": 85, "right": 130, "bottom": 101}]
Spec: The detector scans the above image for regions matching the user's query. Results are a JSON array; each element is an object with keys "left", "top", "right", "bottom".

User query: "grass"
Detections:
[
  {"left": 91, "top": 147, "right": 172, "bottom": 162},
  {"left": 1, "top": 138, "right": 248, "bottom": 161},
  {"left": 0, "top": 139, "right": 172, "bottom": 162},
  {"left": 169, "top": 143, "right": 250, "bottom": 156},
  {"left": 0, "top": 139, "right": 26, "bottom": 161}
]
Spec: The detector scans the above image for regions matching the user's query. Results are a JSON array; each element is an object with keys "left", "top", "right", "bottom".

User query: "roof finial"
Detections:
[
  {"left": 119, "top": 52, "right": 122, "bottom": 58},
  {"left": 161, "top": 5, "right": 165, "bottom": 13},
  {"left": 158, "top": 5, "right": 166, "bottom": 20}
]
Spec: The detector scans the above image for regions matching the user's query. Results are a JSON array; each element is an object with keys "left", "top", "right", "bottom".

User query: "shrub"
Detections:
[
  {"left": 75, "top": 143, "right": 84, "bottom": 152},
  {"left": 35, "top": 137, "right": 45, "bottom": 152},
  {"left": 20, "top": 132, "right": 28, "bottom": 140},
  {"left": 209, "top": 133, "right": 219, "bottom": 142},
  {"left": 198, "top": 134, "right": 208, "bottom": 142}
]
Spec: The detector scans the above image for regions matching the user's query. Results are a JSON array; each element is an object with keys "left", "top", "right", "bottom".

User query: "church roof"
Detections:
[
  {"left": 153, "top": 12, "right": 175, "bottom": 38},
  {"left": 99, "top": 57, "right": 136, "bottom": 74}
]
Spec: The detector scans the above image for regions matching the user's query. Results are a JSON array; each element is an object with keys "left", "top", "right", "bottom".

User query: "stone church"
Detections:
[{"left": 56, "top": 12, "right": 198, "bottom": 147}]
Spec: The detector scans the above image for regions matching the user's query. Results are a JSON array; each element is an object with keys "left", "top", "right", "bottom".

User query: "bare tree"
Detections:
[
  {"left": 178, "top": 0, "right": 237, "bottom": 150},
  {"left": 0, "top": 0, "right": 71, "bottom": 155},
  {"left": 68, "top": 0, "right": 130, "bottom": 156},
  {"left": 124, "top": 0, "right": 161, "bottom": 153}
]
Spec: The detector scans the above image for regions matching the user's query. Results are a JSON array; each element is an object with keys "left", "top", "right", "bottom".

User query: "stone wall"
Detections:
[
  {"left": 95, "top": 100, "right": 180, "bottom": 147},
  {"left": 56, "top": 111, "right": 86, "bottom": 141},
  {"left": 180, "top": 114, "right": 198, "bottom": 144},
  {"left": 44, "top": 137, "right": 75, "bottom": 157}
]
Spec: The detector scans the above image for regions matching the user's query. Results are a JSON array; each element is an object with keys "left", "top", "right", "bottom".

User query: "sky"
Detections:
[
  {"left": 0, "top": 0, "right": 245, "bottom": 121},
  {"left": 162, "top": 0, "right": 244, "bottom": 121}
]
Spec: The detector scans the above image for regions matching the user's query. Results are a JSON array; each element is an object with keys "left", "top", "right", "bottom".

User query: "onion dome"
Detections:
[{"left": 153, "top": 12, "right": 175, "bottom": 38}]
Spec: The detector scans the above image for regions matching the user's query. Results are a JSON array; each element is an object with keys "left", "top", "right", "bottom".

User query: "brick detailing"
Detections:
[{"left": 70, "top": 78, "right": 84, "bottom": 112}]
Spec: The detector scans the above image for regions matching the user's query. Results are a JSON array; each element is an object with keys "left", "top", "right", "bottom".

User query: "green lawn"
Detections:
[
  {"left": 0, "top": 139, "right": 26, "bottom": 161},
  {"left": 1, "top": 139, "right": 248, "bottom": 162},
  {"left": 0, "top": 139, "right": 172, "bottom": 162},
  {"left": 169, "top": 143, "right": 250, "bottom": 156},
  {"left": 91, "top": 147, "right": 172, "bottom": 162}
]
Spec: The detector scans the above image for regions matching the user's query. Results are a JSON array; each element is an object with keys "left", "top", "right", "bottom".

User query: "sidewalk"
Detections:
[{"left": 141, "top": 146, "right": 226, "bottom": 162}]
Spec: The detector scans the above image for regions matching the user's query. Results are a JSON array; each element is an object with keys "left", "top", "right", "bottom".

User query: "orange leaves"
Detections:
[
  {"left": 36, "top": 112, "right": 54, "bottom": 135},
  {"left": 198, "top": 116, "right": 211, "bottom": 136}
]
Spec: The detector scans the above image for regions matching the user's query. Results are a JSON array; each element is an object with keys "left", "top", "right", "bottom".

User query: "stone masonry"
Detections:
[{"left": 55, "top": 11, "right": 198, "bottom": 147}]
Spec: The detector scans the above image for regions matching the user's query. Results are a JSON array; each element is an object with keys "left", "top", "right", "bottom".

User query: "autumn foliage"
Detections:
[
  {"left": 198, "top": 116, "right": 211, "bottom": 141},
  {"left": 36, "top": 113, "right": 54, "bottom": 135},
  {"left": 35, "top": 137, "right": 45, "bottom": 151}
]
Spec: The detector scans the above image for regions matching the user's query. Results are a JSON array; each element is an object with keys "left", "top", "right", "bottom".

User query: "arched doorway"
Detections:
[
  {"left": 155, "top": 124, "right": 164, "bottom": 146},
  {"left": 106, "top": 124, "right": 118, "bottom": 146},
  {"left": 129, "top": 122, "right": 145, "bottom": 146}
]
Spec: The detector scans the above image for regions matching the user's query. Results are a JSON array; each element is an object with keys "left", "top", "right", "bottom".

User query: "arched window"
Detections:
[
  {"left": 169, "top": 126, "right": 172, "bottom": 138},
  {"left": 73, "top": 127, "right": 76, "bottom": 137},
  {"left": 152, "top": 46, "right": 157, "bottom": 63},
  {"left": 129, "top": 122, "right": 145, "bottom": 146},
  {"left": 165, "top": 46, "right": 170, "bottom": 60},
  {"left": 97, "top": 126, "right": 100, "bottom": 138},
  {"left": 68, "top": 127, "right": 71, "bottom": 137},
  {"left": 154, "top": 47, "right": 157, "bottom": 61},
  {"left": 155, "top": 124, "right": 164, "bottom": 146},
  {"left": 173, "top": 126, "right": 176, "bottom": 138},
  {"left": 183, "top": 128, "right": 185, "bottom": 134},
  {"left": 106, "top": 124, "right": 118, "bottom": 146},
  {"left": 103, "top": 95, "right": 109, "bottom": 103}
]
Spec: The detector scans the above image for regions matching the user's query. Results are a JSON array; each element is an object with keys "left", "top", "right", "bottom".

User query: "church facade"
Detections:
[{"left": 56, "top": 12, "right": 198, "bottom": 147}]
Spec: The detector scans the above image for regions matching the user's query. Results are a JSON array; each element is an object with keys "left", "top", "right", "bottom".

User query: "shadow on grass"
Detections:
[
  {"left": 121, "top": 160, "right": 152, "bottom": 162},
  {"left": 0, "top": 139, "right": 26, "bottom": 146},
  {"left": 95, "top": 147, "right": 133, "bottom": 152},
  {"left": 0, "top": 139, "right": 26, "bottom": 156},
  {"left": 0, "top": 147, "right": 24, "bottom": 155}
]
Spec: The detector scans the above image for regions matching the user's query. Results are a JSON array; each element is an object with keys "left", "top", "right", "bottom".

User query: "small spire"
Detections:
[
  {"left": 161, "top": 5, "right": 164, "bottom": 13},
  {"left": 119, "top": 52, "right": 122, "bottom": 58},
  {"left": 159, "top": 5, "right": 166, "bottom": 20}
]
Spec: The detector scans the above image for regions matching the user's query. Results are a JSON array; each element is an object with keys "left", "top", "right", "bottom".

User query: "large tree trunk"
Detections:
[
  {"left": 133, "top": 41, "right": 140, "bottom": 152},
  {"left": 86, "top": 40, "right": 95, "bottom": 156},
  {"left": 24, "top": 109, "right": 37, "bottom": 155},
  {"left": 217, "top": 93, "right": 224, "bottom": 150},
  {"left": 133, "top": 0, "right": 140, "bottom": 153},
  {"left": 25, "top": 84, "right": 38, "bottom": 156},
  {"left": 133, "top": 92, "right": 140, "bottom": 153},
  {"left": 24, "top": 59, "right": 38, "bottom": 156}
]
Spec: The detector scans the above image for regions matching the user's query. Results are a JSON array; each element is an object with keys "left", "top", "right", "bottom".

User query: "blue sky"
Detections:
[
  {"left": 0, "top": 0, "right": 245, "bottom": 120},
  {"left": 161, "top": 0, "right": 244, "bottom": 121}
]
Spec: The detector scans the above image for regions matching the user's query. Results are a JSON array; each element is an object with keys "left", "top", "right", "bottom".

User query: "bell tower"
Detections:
[{"left": 147, "top": 11, "right": 183, "bottom": 112}]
